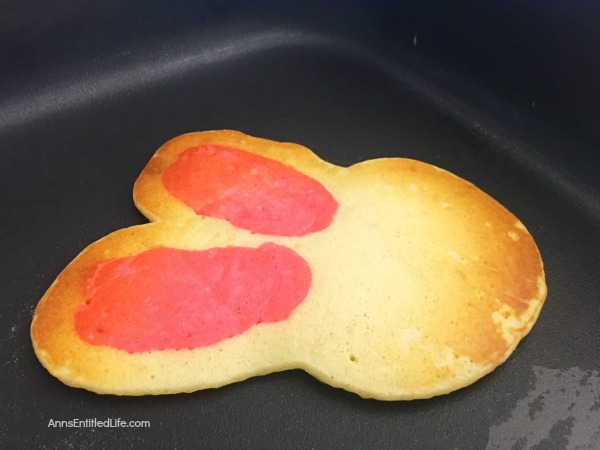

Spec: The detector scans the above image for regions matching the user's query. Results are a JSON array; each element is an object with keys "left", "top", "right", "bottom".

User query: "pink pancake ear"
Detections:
[
  {"left": 162, "top": 145, "right": 339, "bottom": 236},
  {"left": 74, "top": 243, "right": 311, "bottom": 353}
]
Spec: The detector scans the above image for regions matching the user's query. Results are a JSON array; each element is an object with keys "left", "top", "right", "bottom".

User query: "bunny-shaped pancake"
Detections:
[{"left": 31, "top": 130, "right": 546, "bottom": 400}]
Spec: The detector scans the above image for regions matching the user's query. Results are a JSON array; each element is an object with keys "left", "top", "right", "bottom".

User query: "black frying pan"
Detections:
[{"left": 2, "top": 1, "right": 599, "bottom": 448}]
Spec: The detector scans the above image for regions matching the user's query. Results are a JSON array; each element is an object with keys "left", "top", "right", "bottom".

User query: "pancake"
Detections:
[{"left": 31, "top": 130, "right": 546, "bottom": 399}]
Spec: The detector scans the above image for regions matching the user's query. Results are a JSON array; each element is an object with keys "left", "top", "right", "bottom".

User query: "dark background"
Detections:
[{"left": 1, "top": 1, "right": 599, "bottom": 448}]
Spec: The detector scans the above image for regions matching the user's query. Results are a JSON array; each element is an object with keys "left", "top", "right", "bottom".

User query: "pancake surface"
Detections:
[{"left": 31, "top": 130, "right": 546, "bottom": 399}]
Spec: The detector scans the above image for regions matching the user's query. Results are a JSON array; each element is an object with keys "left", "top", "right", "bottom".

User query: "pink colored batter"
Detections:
[
  {"left": 162, "top": 145, "right": 338, "bottom": 236},
  {"left": 75, "top": 243, "right": 311, "bottom": 353}
]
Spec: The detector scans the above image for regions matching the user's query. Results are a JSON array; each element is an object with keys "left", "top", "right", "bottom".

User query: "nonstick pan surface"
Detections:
[{"left": 1, "top": 1, "right": 599, "bottom": 448}]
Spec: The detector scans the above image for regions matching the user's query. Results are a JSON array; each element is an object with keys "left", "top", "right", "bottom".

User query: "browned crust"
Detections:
[{"left": 31, "top": 130, "right": 546, "bottom": 399}]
